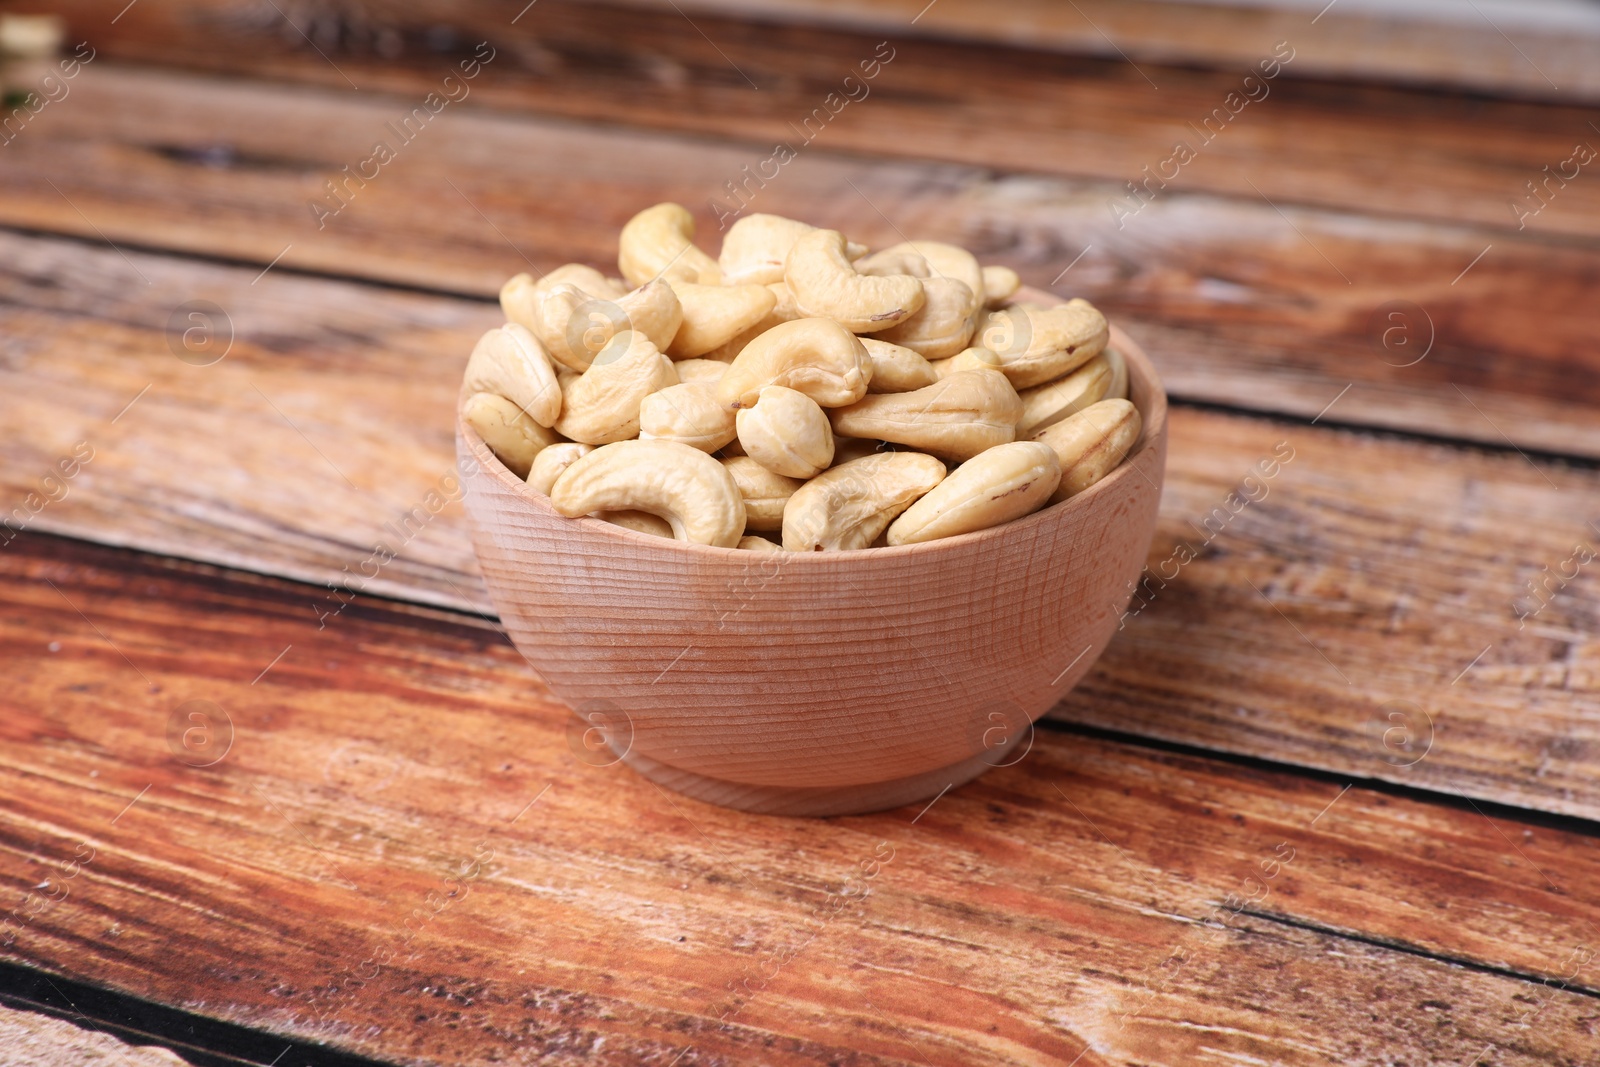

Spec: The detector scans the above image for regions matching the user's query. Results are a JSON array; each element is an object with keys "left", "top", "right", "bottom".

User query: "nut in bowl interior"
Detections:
[{"left": 458, "top": 210, "right": 1167, "bottom": 817}]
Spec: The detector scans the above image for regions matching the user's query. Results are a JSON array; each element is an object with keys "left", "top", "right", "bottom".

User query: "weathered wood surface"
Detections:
[
  {"left": 4, "top": 68, "right": 1599, "bottom": 460},
  {"left": 2, "top": 231, "right": 1597, "bottom": 821},
  {"left": 17, "top": 0, "right": 1600, "bottom": 242},
  {"left": 0, "top": 230, "right": 487, "bottom": 613},
  {"left": 3, "top": 533, "right": 1598, "bottom": 1067},
  {"left": 641, "top": 0, "right": 1600, "bottom": 102}
]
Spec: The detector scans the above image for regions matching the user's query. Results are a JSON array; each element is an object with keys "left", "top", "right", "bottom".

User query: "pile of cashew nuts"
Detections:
[{"left": 461, "top": 203, "right": 1143, "bottom": 551}]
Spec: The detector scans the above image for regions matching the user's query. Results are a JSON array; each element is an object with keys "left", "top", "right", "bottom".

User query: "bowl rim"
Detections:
[{"left": 459, "top": 295, "right": 1166, "bottom": 562}]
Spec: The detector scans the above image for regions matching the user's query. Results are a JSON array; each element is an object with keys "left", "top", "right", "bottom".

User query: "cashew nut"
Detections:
[
  {"left": 672, "top": 358, "right": 730, "bottom": 386},
  {"left": 485, "top": 209, "right": 1135, "bottom": 551},
  {"left": 737, "top": 535, "right": 786, "bottom": 553},
  {"left": 887, "top": 442, "right": 1060, "bottom": 545},
  {"left": 861, "top": 338, "right": 938, "bottom": 393},
  {"left": 869, "top": 241, "right": 983, "bottom": 317},
  {"left": 462, "top": 392, "right": 561, "bottom": 479},
  {"left": 1104, "top": 345, "right": 1128, "bottom": 401},
  {"left": 767, "top": 280, "right": 802, "bottom": 321},
  {"left": 782, "top": 452, "right": 946, "bottom": 552},
  {"left": 715, "top": 317, "right": 873, "bottom": 410},
  {"left": 462, "top": 324, "right": 563, "bottom": 428},
  {"left": 550, "top": 439, "right": 746, "bottom": 547},
  {"left": 618, "top": 203, "right": 721, "bottom": 287},
  {"left": 828, "top": 369, "right": 1022, "bottom": 461},
  {"left": 974, "top": 298, "right": 1109, "bottom": 389},
  {"left": 1016, "top": 352, "right": 1113, "bottom": 437},
  {"left": 639, "top": 382, "right": 738, "bottom": 453},
  {"left": 981, "top": 265, "right": 1021, "bottom": 307},
  {"left": 868, "top": 277, "right": 978, "bottom": 358},
  {"left": 722, "top": 455, "right": 803, "bottom": 531},
  {"left": 667, "top": 281, "right": 777, "bottom": 359},
  {"left": 1032, "top": 398, "right": 1142, "bottom": 503},
  {"left": 696, "top": 281, "right": 801, "bottom": 363},
  {"left": 719, "top": 213, "right": 869, "bottom": 286},
  {"left": 536, "top": 278, "right": 683, "bottom": 372},
  {"left": 553, "top": 331, "right": 679, "bottom": 444},
  {"left": 736, "top": 386, "right": 835, "bottom": 479},
  {"left": 605, "top": 511, "right": 674, "bottom": 538},
  {"left": 499, "top": 266, "right": 623, "bottom": 332},
  {"left": 785, "top": 229, "right": 924, "bottom": 332},
  {"left": 526, "top": 441, "right": 594, "bottom": 495},
  {"left": 930, "top": 345, "right": 1004, "bottom": 379}
]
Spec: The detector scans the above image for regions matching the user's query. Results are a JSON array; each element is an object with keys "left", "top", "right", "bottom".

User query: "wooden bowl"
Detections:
[{"left": 458, "top": 306, "right": 1167, "bottom": 817}]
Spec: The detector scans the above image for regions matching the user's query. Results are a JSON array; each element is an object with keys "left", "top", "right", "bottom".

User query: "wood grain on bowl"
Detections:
[{"left": 457, "top": 321, "right": 1166, "bottom": 815}]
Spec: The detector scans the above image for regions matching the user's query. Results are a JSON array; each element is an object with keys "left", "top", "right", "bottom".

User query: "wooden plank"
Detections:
[
  {"left": 0, "top": 231, "right": 486, "bottom": 614},
  {"left": 15, "top": 0, "right": 1600, "bottom": 241},
  {"left": 3, "top": 532, "right": 1598, "bottom": 1067},
  {"left": 3, "top": 229, "right": 1598, "bottom": 819},
  {"left": 5, "top": 68, "right": 1600, "bottom": 457},
  {"left": 638, "top": 0, "right": 1600, "bottom": 103},
  {"left": 1056, "top": 411, "right": 1600, "bottom": 820}
]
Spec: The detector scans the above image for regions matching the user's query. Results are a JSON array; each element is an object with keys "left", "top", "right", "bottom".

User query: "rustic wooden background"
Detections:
[{"left": 1, "top": 1, "right": 1597, "bottom": 1064}]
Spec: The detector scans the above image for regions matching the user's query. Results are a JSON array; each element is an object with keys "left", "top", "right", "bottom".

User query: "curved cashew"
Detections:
[
  {"left": 930, "top": 345, "right": 1005, "bottom": 380},
  {"left": 536, "top": 278, "right": 683, "bottom": 372},
  {"left": 974, "top": 298, "right": 1109, "bottom": 389},
  {"left": 1016, "top": 352, "right": 1113, "bottom": 437},
  {"left": 719, "top": 213, "right": 870, "bottom": 286},
  {"left": 550, "top": 439, "right": 746, "bottom": 547},
  {"left": 1032, "top": 398, "right": 1142, "bottom": 503},
  {"left": 887, "top": 441, "right": 1060, "bottom": 546},
  {"left": 715, "top": 317, "right": 873, "bottom": 410},
  {"left": 667, "top": 281, "right": 777, "bottom": 359},
  {"left": 672, "top": 358, "right": 729, "bottom": 386},
  {"left": 782, "top": 452, "right": 946, "bottom": 552},
  {"left": 462, "top": 323, "right": 563, "bottom": 428},
  {"left": 618, "top": 203, "right": 722, "bottom": 287},
  {"left": 722, "top": 456, "right": 803, "bottom": 532},
  {"left": 829, "top": 369, "right": 1022, "bottom": 461},
  {"left": 981, "top": 265, "right": 1021, "bottom": 307},
  {"left": 553, "top": 331, "right": 679, "bottom": 444},
  {"left": 499, "top": 266, "right": 623, "bottom": 333},
  {"left": 639, "top": 382, "right": 738, "bottom": 453},
  {"left": 870, "top": 241, "right": 983, "bottom": 317},
  {"left": 736, "top": 385, "right": 835, "bottom": 479},
  {"left": 868, "top": 277, "right": 977, "bottom": 358},
  {"left": 737, "top": 535, "right": 786, "bottom": 553},
  {"left": 605, "top": 511, "right": 674, "bottom": 538},
  {"left": 1104, "top": 345, "right": 1128, "bottom": 401},
  {"left": 462, "top": 392, "right": 561, "bottom": 479},
  {"left": 785, "top": 229, "right": 924, "bottom": 332},
  {"left": 526, "top": 441, "right": 594, "bottom": 495},
  {"left": 861, "top": 338, "right": 938, "bottom": 393}
]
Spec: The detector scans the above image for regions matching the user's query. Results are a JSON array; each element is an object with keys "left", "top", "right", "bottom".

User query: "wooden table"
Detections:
[{"left": 2, "top": 2, "right": 1597, "bottom": 1063}]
